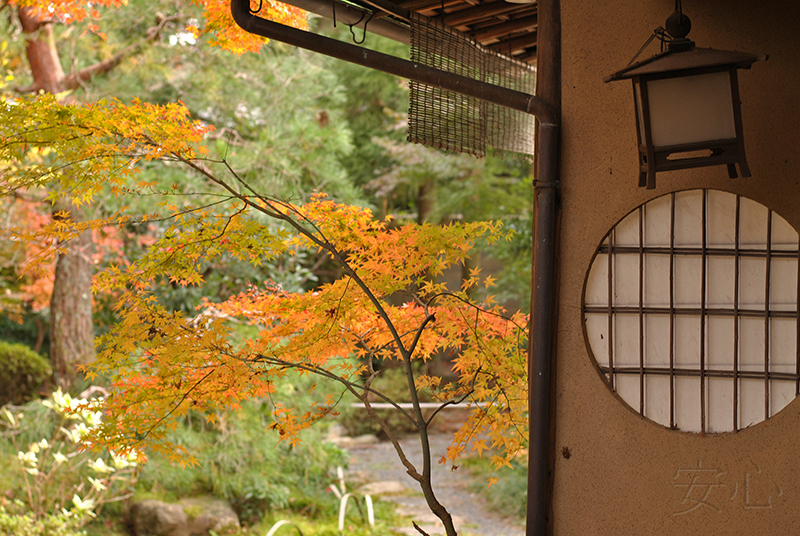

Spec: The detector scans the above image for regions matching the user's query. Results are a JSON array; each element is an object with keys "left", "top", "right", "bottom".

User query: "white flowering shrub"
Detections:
[
  {"left": 1, "top": 390, "right": 139, "bottom": 527},
  {"left": 0, "top": 502, "right": 86, "bottom": 536}
]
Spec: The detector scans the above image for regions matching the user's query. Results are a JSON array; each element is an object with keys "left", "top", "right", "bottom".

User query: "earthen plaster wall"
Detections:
[{"left": 553, "top": 0, "right": 800, "bottom": 534}]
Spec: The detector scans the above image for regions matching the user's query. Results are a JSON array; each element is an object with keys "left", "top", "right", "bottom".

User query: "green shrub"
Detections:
[
  {"left": 0, "top": 341, "right": 51, "bottom": 405},
  {"left": 463, "top": 456, "right": 528, "bottom": 521},
  {"left": 137, "top": 399, "right": 347, "bottom": 526},
  {"left": 0, "top": 502, "right": 86, "bottom": 536},
  {"left": 0, "top": 390, "right": 139, "bottom": 525}
]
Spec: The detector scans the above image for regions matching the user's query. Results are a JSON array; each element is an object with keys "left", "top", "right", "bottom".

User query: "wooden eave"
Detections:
[
  {"left": 287, "top": 0, "right": 539, "bottom": 64},
  {"left": 401, "top": 0, "right": 537, "bottom": 63}
]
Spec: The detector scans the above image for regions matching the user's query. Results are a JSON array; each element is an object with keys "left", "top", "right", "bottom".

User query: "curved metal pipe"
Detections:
[{"left": 231, "top": 0, "right": 557, "bottom": 124}]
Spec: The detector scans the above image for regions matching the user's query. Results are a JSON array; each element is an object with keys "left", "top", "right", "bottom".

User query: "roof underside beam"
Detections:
[
  {"left": 231, "top": 0, "right": 556, "bottom": 124},
  {"left": 282, "top": 0, "right": 411, "bottom": 44}
]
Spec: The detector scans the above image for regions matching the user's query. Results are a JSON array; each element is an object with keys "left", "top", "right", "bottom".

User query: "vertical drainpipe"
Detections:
[{"left": 526, "top": 0, "right": 560, "bottom": 534}]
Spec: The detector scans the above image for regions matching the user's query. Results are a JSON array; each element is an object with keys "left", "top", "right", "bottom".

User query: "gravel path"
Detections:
[{"left": 344, "top": 433, "right": 524, "bottom": 536}]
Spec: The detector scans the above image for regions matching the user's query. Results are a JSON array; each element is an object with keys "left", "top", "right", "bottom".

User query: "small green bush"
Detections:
[
  {"left": 137, "top": 399, "right": 347, "bottom": 526},
  {"left": 0, "top": 503, "right": 86, "bottom": 536},
  {"left": 1, "top": 390, "right": 139, "bottom": 525},
  {"left": 463, "top": 456, "right": 528, "bottom": 521},
  {"left": 0, "top": 341, "right": 51, "bottom": 405}
]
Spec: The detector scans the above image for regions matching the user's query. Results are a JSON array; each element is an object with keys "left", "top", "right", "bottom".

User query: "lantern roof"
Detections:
[{"left": 604, "top": 45, "right": 763, "bottom": 83}]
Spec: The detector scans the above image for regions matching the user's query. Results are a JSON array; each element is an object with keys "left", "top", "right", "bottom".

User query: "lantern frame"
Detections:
[{"left": 606, "top": 40, "right": 761, "bottom": 189}]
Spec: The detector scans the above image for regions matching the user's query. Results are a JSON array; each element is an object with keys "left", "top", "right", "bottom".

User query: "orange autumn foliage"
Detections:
[
  {"left": 191, "top": 0, "right": 307, "bottom": 55},
  {"left": 2, "top": 95, "right": 528, "bottom": 471},
  {"left": 0, "top": 197, "right": 54, "bottom": 314},
  {"left": 8, "top": 0, "right": 306, "bottom": 53},
  {"left": 86, "top": 196, "right": 528, "bottom": 469}
]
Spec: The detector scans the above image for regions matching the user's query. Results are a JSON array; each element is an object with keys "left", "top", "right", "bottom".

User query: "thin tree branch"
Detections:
[
  {"left": 252, "top": 354, "right": 419, "bottom": 427},
  {"left": 425, "top": 367, "right": 480, "bottom": 426},
  {"left": 62, "top": 15, "right": 180, "bottom": 90},
  {"left": 131, "top": 369, "right": 215, "bottom": 445}
]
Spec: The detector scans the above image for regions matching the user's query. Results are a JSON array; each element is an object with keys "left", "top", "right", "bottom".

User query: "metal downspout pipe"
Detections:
[
  {"left": 230, "top": 1, "right": 561, "bottom": 533},
  {"left": 527, "top": 0, "right": 560, "bottom": 533},
  {"left": 527, "top": 122, "right": 559, "bottom": 536}
]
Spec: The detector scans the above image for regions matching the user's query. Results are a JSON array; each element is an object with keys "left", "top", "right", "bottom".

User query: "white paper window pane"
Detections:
[
  {"left": 644, "top": 315, "right": 670, "bottom": 367},
  {"left": 644, "top": 255, "right": 671, "bottom": 306},
  {"left": 771, "top": 213, "right": 797, "bottom": 251},
  {"left": 584, "top": 190, "right": 800, "bottom": 434},
  {"left": 707, "top": 377, "right": 734, "bottom": 433},
  {"left": 675, "top": 376, "right": 701, "bottom": 432},
  {"left": 674, "top": 256, "right": 702, "bottom": 307},
  {"left": 585, "top": 314, "right": 609, "bottom": 365},
  {"left": 614, "top": 211, "right": 640, "bottom": 247},
  {"left": 643, "top": 195, "right": 672, "bottom": 247},
  {"left": 674, "top": 316, "right": 701, "bottom": 368},
  {"left": 770, "top": 318, "right": 796, "bottom": 373},
  {"left": 740, "top": 379, "right": 765, "bottom": 429},
  {"left": 770, "top": 258, "right": 798, "bottom": 311},
  {"left": 674, "top": 190, "right": 703, "bottom": 246},
  {"left": 739, "top": 197, "right": 768, "bottom": 249},
  {"left": 613, "top": 253, "right": 640, "bottom": 306},
  {"left": 739, "top": 257, "right": 766, "bottom": 309},
  {"left": 771, "top": 381, "right": 796, "bottom": 417},
  {"left": 584, "top": 253, "right": 609, "bottom": 306},
  {"left": 707, "top": 190, "right": 737, "bottom": 247},
  {"left": 614, "top": 314, "right": 640, "bottom": 367},
  {"left": 739, "top": 317, "right": 765, "bottom": 373},
  {"left": 645, "top": 375, "right": 671, "bottom": 427},
  {"left": 707, "top": 256, "right": 735, "bottom": 307},
  {"left": 615, "top": 374, "right": 640, "bottom": 414},
  {"left": 707, "top": 317, "right": 734, "bottom": 371}
]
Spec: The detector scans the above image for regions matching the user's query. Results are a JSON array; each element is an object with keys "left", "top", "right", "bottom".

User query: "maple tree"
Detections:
[
  {"left": 0, "top": 92, "right": 528, "bottom": 536},
  {"left": 2, "top": 0, "right": 307, "bottom": 387}
]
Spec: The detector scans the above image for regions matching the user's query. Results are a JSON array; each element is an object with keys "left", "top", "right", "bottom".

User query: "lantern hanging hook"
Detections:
[
  {"left": 626, "top": 1, "right": 694, "bottom": 67},
  {"left": 625, "top": 27, "right": 669, "bottom": 67},
  {"left": 666, "top": 1, "right": 691, "bottom": 40}
]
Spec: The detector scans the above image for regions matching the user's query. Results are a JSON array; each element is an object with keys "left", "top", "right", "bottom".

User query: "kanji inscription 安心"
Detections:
[{"left": 672, "top": 460, "right": 783, "bottom": 515}]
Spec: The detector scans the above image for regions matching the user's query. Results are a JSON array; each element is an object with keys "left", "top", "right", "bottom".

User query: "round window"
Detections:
[{"left": 584, "top": 190, "right": 800, "bottom": 433}]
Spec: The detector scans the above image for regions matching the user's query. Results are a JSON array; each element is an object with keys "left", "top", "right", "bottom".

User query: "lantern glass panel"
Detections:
[{"left": 646, "top": 70, "right": 736, "bottom": 147}]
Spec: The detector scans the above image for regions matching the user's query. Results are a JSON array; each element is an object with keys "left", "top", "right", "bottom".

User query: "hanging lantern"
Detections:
[{"left": 605, "top": 9, "right": 762, "bottom": 189}]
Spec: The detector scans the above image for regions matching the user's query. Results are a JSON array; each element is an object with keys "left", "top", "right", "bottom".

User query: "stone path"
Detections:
[{"left": 339, "top": 431, "right": 524, "bottom": 536}]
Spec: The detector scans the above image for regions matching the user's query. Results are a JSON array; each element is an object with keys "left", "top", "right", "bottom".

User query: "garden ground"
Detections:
[{"left": 344, "top": 429, "right": 525, "bottom": 536}]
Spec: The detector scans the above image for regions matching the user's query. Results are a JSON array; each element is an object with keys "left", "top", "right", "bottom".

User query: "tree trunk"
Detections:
[
  {"left": 50, "top": 210, "right": 94, "bottom": 388},
  {"left": 20, "top": 7, "right": 94, "bottom": 389},
  {"left": 18, "top": 8, "right": 67, "bottom": 95},
  {"left": 416, "top": 181, "right": 431, "bottom": 225}
]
